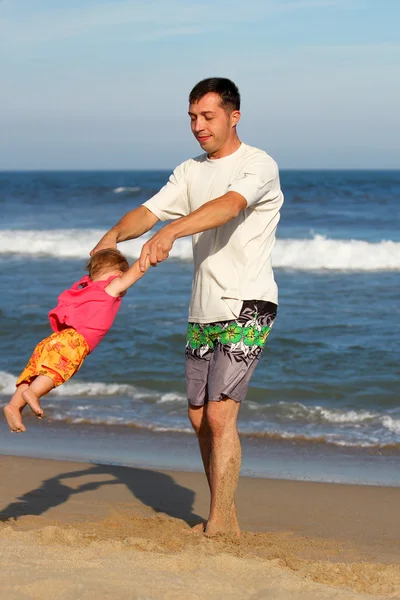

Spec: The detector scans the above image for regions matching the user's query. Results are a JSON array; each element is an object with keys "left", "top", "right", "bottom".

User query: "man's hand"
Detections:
[{"left": 139, "top": 227, "right": 176, "bottom": 271}]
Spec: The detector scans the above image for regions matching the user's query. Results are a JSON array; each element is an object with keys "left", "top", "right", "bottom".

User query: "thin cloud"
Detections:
[
  {"left": 0, "top": 1, "right": 200, "bottom": 44},
  {"left": 0, "top": 0, "right": 362, "bottom": 46}
]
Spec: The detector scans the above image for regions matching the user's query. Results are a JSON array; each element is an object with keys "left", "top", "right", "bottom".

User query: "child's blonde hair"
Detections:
[{"left": 86, "top": 249, "right": 129, "bottom": 279}]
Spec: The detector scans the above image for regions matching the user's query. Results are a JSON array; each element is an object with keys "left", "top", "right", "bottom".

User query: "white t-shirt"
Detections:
[{"left": 143, "top": 143, "right": 284, "bottom": 324}]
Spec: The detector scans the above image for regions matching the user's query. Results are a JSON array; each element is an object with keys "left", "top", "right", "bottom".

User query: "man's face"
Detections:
[{"left": 188, "top": 93, "right": 240, "bottom": 157}]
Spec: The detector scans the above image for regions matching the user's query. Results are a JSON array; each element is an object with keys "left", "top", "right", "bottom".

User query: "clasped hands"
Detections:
[{"left": 138, "top": 227, "right": 176, "bottom": 272}]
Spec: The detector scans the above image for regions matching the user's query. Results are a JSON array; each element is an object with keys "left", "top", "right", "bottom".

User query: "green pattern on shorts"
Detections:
[{"left": 187, "top": 320, "right": 271, "bottom": 353}]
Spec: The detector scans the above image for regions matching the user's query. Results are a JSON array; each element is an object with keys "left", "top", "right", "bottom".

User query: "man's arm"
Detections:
[
  {"left": 139, "top": 191, "right": 247, "bottom": 270},
  {"left": 91, "top": 206, "right": 159, "bottom": 255}
]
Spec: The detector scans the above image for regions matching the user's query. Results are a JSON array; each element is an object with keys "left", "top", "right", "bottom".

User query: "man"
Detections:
[{"left": 92, "top": 77, "right": 284, "bottom": 536}]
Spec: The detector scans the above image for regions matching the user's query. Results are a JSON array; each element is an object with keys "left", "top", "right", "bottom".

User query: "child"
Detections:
[{"left": 4, "top": 248, "right": 150, "bottom": 433}]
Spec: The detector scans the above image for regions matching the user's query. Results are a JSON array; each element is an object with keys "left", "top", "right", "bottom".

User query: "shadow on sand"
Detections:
[{"left": 0, "top": 463, "right": 203, "bottom": 526}]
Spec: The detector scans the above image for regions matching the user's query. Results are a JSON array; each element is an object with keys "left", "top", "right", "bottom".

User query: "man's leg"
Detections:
[
  {"left": 187, "top": 301, "right": 277, "bottom": 536},
  {"left": 189, "top": 398, "right": 241, "bottom": 536},
  {"left": 189, "top": 404, "right": 212, "bottom": 486}
]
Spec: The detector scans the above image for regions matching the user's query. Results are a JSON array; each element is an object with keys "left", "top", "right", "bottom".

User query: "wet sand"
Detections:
[{"left": 0, "top": 455, "right": 399, "bottom": 599}]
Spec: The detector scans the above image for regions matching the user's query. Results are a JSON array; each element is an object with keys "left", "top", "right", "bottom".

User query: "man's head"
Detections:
[
  {"left": 86, "top": 249, "right": 129, "bottom": 280},
  {"left": 188, "top": 78, "right": 241, "bottom": 158}
]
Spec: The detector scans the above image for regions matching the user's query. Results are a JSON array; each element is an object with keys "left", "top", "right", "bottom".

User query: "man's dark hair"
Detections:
[{"left": 189, "top": 78, "right": 240, "bottom": 112}]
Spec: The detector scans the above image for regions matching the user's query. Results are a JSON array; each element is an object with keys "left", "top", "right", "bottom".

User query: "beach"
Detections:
[{"left": 0, "top": 454, "right": 399, "bottom": 599}]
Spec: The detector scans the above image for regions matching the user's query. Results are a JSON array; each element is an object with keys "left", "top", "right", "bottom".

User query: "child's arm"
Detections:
[{"left": 105, "top": 257, "right": 151, "bottom": 297}]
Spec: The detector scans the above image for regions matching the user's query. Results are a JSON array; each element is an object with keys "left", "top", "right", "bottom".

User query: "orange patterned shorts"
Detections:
[{"left": 16, "top": 328, "right": 90, "bottom": 388}]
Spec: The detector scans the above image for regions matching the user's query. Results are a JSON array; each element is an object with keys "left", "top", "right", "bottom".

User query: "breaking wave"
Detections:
[{"left": 1, "top": 230, "right": 400, "bottom": 271}]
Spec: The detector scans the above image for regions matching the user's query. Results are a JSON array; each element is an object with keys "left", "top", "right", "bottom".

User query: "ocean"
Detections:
[{"left": 0, "top": 169, "right": 399, "bottom": 485}]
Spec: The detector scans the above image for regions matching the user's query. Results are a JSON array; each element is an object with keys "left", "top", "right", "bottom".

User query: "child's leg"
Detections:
[
  {"left": 22, "top": 375, "right": 55, "bottom": 418},
  {"left": 4, "top": 384, "right": 29, "bottom": 433}
]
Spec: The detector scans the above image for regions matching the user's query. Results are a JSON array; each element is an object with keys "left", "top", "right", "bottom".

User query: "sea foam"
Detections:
[{"left": 1, "top": 230, "right": 400, "bottom": 271}]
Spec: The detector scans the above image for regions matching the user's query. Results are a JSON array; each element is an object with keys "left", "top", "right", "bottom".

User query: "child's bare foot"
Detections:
[
  {"left": 22, "top": 389, "right": 44, "bottom": 418},
  {"left": 3, "top": 405, "right": 26, "bottom": 432}
]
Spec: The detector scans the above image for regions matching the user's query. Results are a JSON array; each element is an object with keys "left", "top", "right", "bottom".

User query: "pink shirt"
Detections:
[{"left": 48, "top": 275, "right": 122, "bottom": 352}]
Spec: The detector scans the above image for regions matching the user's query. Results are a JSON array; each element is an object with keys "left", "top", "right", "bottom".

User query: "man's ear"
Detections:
[{"left": 231, "top": 110, "right": 241, "bottom": 127}]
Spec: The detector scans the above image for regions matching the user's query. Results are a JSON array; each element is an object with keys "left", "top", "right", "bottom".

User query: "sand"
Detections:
[{"left": 0, "top": 455, "right": 399, "bottom": 599}]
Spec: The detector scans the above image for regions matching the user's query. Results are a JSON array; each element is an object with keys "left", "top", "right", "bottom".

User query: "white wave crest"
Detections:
[
  {"left": 113, "top": 186, "right": 141, "bottom": 194},
  {"left": 0, "top": 229, "right": 193, "bottom": 261},
  {"left": 0, "top": 370, "right": 186, "bottom": 407},
  {"left": 156, "top": 392, "right": 186, "bottom": 404},
  {"left": 0, "top": 370, "right": 140, "bottom": 398},
  {"left": 381, "top": 415, "right": 400, "bottom": 434},
  {"left": 0, "top": 372, "right": 17, "bottom": 396},
  {"left": 1, "top": 230, "right": 400, "bottom": 271},
  {"left": 272, "top": 235, "right": 400, "bottom": 271},
  {"left": 247, "top": 401, "right": 379, "bottom": 424},
  {"left": 317, "top": 407, "right": 377, "bottom": 423},
  {"left": 52, "top": 380, "right": 137, "bottom": 397}
]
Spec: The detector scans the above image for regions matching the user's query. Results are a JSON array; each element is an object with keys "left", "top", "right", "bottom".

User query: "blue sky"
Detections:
[{"left": 0, "top": 0, "right": 399, "bottom": 169}]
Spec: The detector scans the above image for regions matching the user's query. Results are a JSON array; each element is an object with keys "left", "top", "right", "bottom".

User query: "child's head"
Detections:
[{"left": 86, "top": 249, "right": 129, "bottom": 280}]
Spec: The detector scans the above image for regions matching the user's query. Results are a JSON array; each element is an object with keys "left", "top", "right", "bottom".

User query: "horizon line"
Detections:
[{"left": 1, "top": 167, "right": 400, "bottom": 173}]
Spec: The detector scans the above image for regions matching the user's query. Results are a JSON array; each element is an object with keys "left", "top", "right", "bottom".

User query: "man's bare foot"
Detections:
[
  {"left": 4, "top": 405, "right": 26, "bottom": 432},
  {"left": 192, "top": 506, "right": 240, "bottom": 537},
  {"left": 21, "top": 389, "right": 44, "bottom": 418},
  {"left": 204, "top": 510, "right": 240, "bottom": 538},
  {"left": 204, "top": 519, "right": 240, "bottom": 538}
]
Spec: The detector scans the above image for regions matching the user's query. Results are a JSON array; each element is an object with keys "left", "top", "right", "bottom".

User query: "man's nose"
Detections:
[{"left": 193, "top": 118, "right": 205, "bottom": 132}]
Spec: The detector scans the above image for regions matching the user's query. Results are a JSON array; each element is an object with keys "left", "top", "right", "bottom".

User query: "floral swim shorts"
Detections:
[
  {"left": 16, "top": 328, "right": 90, "bottom": 388},
  {"left": 185, "top": 300, "right": 277, "bottom": 406}
]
